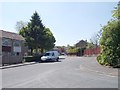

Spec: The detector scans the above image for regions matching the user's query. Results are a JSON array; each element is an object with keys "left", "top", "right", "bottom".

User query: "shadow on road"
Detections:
[{"left": 40, "top": 60, "right": 62, "bottom": 63}]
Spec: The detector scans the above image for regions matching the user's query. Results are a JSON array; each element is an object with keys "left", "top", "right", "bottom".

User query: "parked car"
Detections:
[
  {"left": 59, "top": 53, "right": 67, "bottom": 59},
  {"left": 41, "top": 51, "right": 60, "bottom": 62}
]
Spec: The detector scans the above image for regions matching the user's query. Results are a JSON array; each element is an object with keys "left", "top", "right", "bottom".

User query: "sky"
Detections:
[{"left": 0, "top": 2, "right": 118, "bottom": 46}]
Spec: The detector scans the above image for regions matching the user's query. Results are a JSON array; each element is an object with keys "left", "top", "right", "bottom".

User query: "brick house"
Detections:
[{"left": 0, "top": 30, "right": 28, "bottom": 66}]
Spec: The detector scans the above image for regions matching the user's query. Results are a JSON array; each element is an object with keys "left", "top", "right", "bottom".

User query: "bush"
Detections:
[
  {"left": 97, "top": 55, "right": 101, "bottom": 64},
  {"left": 24, "top": 55, "right": 42, "bottom": 62},
  {"left": 98, "top": 2, "right": 120, "bottom": 67},
  {"left": 99, "top": 20, "right": 120, "bottom": 67}
]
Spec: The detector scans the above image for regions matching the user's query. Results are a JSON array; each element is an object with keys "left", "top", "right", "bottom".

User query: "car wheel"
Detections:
[{"left": 56, "top": 58, "right": 59, "bottom": 62}]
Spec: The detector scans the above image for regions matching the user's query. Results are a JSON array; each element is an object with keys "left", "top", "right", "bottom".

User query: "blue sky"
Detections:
[{"left": 0, "top": 2, "right": 118, "bottom": 46}]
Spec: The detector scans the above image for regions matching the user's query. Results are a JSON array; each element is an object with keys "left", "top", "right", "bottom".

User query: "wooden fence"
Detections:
[{"left": 84, "top": 47, "right": 101, "bottom": 56}]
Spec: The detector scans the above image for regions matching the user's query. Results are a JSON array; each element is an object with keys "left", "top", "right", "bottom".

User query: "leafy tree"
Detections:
[
  {"left": 97, "top": 2, "right": 120, "bottom": 67},
  {"left": 86, "top": 42, "right": 94, "bottom": 49},
  {"left": 19, "top": 11, "right": 56, "bottom": 54},
  {"left": 90, "top": 29, "right": 102, "bottom": 48},
  {"left": 112, "top": 1, "right": 120, "bottom": 19},
  {"left": 90, "top": 33, "right": 99, "bottom": 47},
  {"left": 42, "top": 28, "right": 56, "bottom": 52},
  {"left": 67, "top": 46, "right": 78, "bottom": 55},
  {"left": 98, "top": 20, "right": 120, "bottom": 66},
  {"left": 19, "top": 26, "right": 35, "bottom": 55},
  {"left": 15, "top": 21, "right": 28, "bottom": 32},
  {"left": 19, "top": 11, "right": 45, "bottom": 54}
]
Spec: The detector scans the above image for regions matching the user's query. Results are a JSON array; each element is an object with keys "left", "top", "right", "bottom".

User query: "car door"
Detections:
[{"left": 51, "top": 52, "right": 56, "bottom": 61}]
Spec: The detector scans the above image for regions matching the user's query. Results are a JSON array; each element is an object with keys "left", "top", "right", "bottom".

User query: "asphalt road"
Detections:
[{"left": 2, "top": 57, "right": 118, "bottom": 88}]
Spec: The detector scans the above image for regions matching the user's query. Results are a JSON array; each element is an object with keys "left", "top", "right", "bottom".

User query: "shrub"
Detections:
[
  {"left": 24, "top": 55, "right": 42, "bottom": 62},
  {"left": 97, "top": 2, "right": 120, "bottom": 67},
  {"left": 97, "top": 55, "right": 101, "bottom": 64},
  {"left": 98, "top": 20, "right": 120, "bottom": 67}
]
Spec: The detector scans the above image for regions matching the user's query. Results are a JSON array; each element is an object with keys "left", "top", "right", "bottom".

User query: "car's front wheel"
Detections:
[{"left": 56, "top": 57, "right": 59, "bottom": 62}]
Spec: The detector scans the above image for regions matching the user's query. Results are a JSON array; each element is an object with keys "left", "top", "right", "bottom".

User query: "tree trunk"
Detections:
[{"left": 41, "top": 48, "right": 44, "bottom": 53}]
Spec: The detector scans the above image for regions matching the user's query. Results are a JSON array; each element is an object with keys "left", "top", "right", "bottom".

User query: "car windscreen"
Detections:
[{"left": 44, "top": 53, "right": 51, "bottom": 56}]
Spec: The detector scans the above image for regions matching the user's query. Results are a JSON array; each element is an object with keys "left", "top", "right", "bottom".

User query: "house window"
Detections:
[
  {"left": 13, "top": 40, "right": 21, "bottom": 47},
  {"left": 13, "top": 46, "right": 21, "bottom": 52},
  {"left": 2, "top": 38, "right": 12, "bottom": 46},
  {"left": 2, "top": 46, "right": 11, "bottom": 52}
]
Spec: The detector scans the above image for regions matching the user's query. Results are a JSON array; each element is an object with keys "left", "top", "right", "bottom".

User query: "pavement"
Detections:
[
  {"left": 0, "top": 62, "right": 38, "bottom": 69},
  {"left": 0, "top": 56, "right": 67, "bottom": 69}
]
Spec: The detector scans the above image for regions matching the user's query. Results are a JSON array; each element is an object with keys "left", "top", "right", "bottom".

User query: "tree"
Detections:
[
  {"left": 42, "top": 28, "right": 56, "bottom": 52},
  {"left": 67, "top": 46, "right": 78, "bottom": 55},
  {"left": 98, "top": 20, "right": 120, "bottom": 66},
  {"left": 90, "top": 29, "right": 102, "bottom": 48},
  {"left": 19, "top": 26, "right": 35, "bottom": 55},
  {"left": 15, "top": 21, "right": 28, "bottom": 32},
  {"left": 20, "top": 11, "right": 45, "bottom": 54},
  {"left": 90, "top": 33, "right": 98, "bottom": 47},
  {"left": 19, "top": 11, "right": 56, "bottom": 54},
  {"left": 112, "top": 1, "right": 120, "bottom": 20},
  {"left": 97, "top": 2, "right": 120, "bottom": 67},
  {"left": 86, "top": 42, "right": 94, "bottom": 49}
]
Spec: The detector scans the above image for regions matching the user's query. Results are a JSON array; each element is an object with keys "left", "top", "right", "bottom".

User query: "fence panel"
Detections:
[{"left": 84, "top": 47, "right": 101, "bottom": 56}]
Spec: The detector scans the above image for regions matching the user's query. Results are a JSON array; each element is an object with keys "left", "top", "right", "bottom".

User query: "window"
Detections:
[
  {"left": 13, "top": 40, "right": 21, "bottom": 47},
  {"left": 52, "top": 53, "right": 54, "bottom": 56},
  {"left": 44, "top": 53, "right": 50, "bottom": 56},
  {"left": 2, "top": 38, "right": 12, "bottom": 46}
]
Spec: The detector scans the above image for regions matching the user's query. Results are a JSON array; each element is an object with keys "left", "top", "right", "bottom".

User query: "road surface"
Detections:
[{"left": 2, "top": 57, "right": 118, "bottom": 88}]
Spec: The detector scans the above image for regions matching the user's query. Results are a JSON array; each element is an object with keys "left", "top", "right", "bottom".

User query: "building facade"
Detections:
[{"left": 0, "top": 30, "right": 28, "bottom": 66}]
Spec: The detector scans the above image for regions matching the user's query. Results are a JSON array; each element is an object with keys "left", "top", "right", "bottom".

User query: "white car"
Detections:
[
  {"left": 41, "top": 51, "right": 60, "bottom": 62},
  {"left": 59, "top": 53, "right": 67, "bottom": 59}
]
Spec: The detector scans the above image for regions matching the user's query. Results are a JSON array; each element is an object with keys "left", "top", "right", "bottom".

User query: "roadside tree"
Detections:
[
  {"left": 15, "top": 21, "right": 28, "bottom": 33},
  {"left": 19, "top": 11, "right": 56, "bottom": 54},
  {"left": 42, "top": 28, "right": 56, "bottom": 52}
]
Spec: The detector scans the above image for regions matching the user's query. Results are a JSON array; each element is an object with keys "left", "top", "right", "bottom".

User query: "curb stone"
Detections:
[{"left": 0, "top": 62, "right": 38, "bottom": 69}]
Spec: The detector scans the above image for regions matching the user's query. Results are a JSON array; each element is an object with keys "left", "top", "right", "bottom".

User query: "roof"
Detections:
[
  {"left": 0, "top": 30, "right": 24, "bottom": 40},
  {"left": 75, "top": 40, "right": 87, "bottom": 48}
]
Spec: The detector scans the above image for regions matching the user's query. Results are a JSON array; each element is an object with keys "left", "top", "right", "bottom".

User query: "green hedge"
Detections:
[
  {"left": 24, "top": 56, "right": 41, "bottom": 62},
  {"left": 97, "top": 20, "right": 120, "bottom": 68}
]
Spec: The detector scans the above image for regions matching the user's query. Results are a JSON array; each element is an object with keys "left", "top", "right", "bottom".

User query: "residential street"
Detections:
[{"left": 2, "top": 57, "right": 118, "bottom": 88}]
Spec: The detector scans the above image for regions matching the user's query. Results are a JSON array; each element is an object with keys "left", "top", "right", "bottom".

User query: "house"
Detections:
[
  {"left": 75, "top": 40, "right": 88, "bottom": 56},
  {"left": 0, "top": 30, "right": 28, "bottom": 66},
  {"left": 75, "top": 40, "right": 87, "bottom": 48}
]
